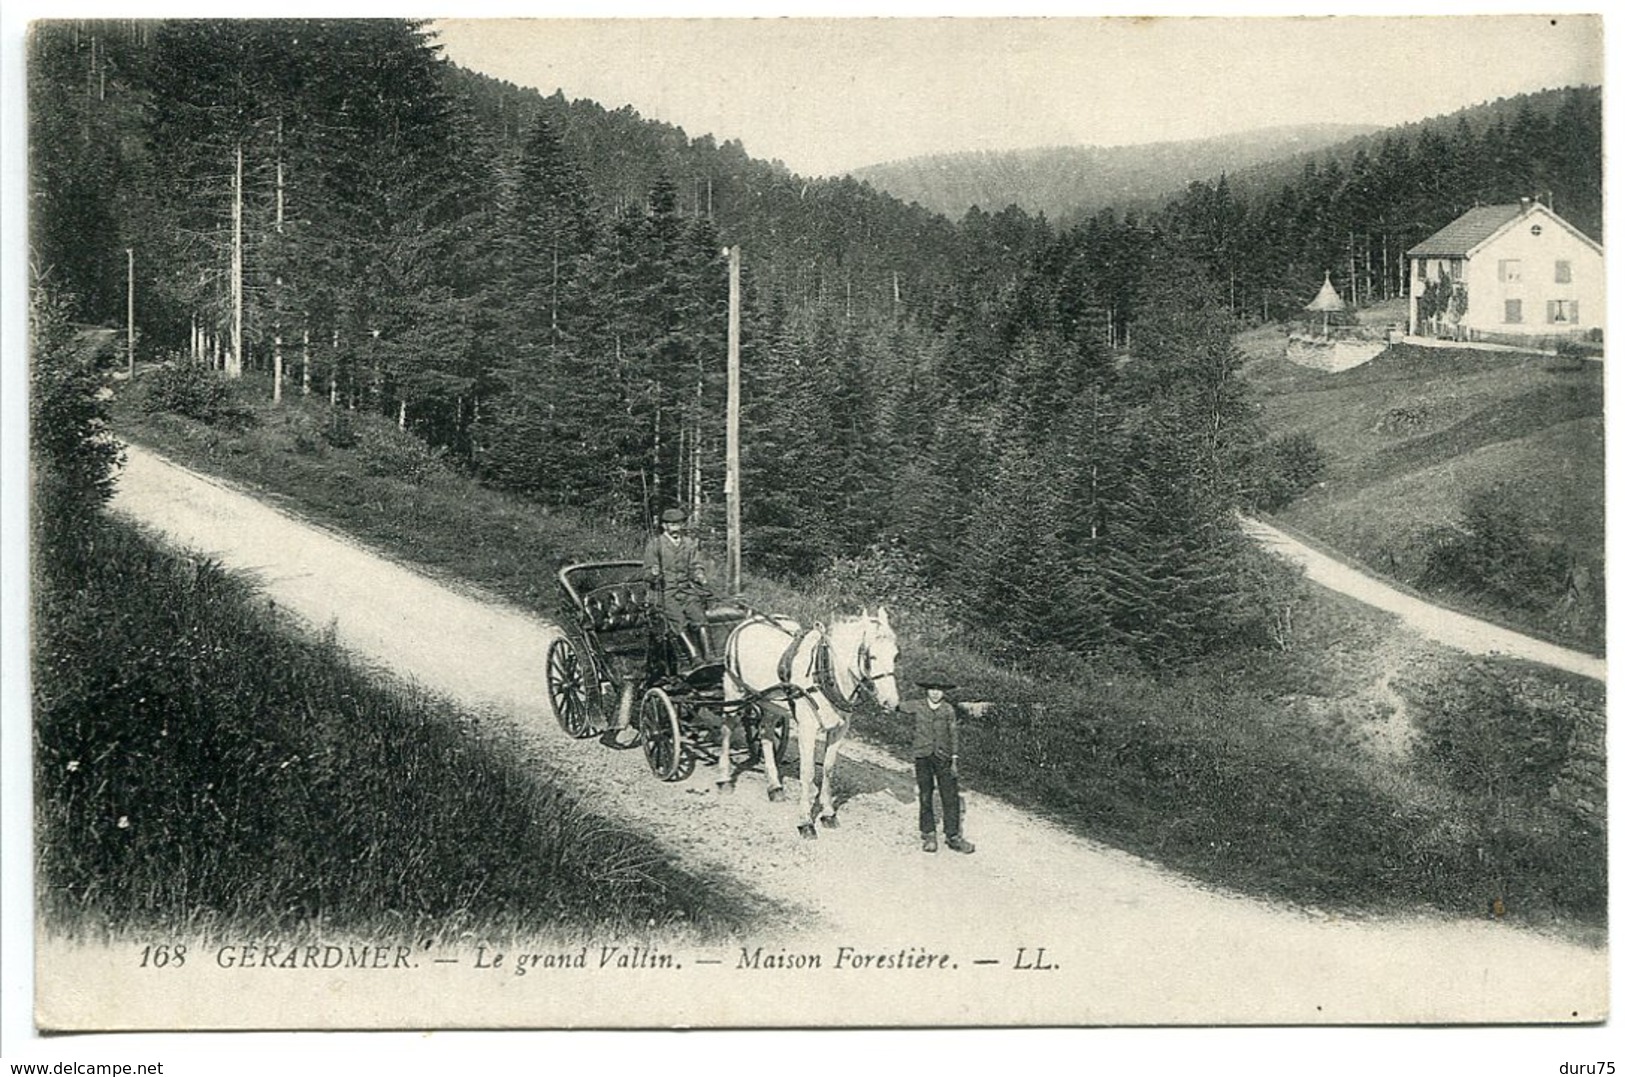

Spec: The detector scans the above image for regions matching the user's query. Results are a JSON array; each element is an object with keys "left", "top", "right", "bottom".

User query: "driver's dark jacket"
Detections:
[{"left": 641, "top": 532, "right": 708, "bottom": 597}]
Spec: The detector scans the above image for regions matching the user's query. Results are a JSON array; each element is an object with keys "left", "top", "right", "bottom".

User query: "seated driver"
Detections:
[{"left": 642, "top": 506, "right": 713, "bottom": 660}]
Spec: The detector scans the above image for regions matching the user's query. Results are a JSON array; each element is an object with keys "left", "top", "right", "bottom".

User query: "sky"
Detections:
[{"left": 431, "top": 14, "right": 1603, "bottom": 177}]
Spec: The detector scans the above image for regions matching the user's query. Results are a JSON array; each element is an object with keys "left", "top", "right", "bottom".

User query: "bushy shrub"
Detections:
[
  {"left": 321, "top": 409, "right": 359, "bottom": 449},
  {"left": 357, "top": 423, "right": 447, "bottom": 484},
  {"left": 1421, "top": 488, "right": 1569, "bottom": 616},
  {"left": 1553, "top": 337, "right": 1600, "bottom": 368},
  {"left": 1413, "top": 662, "right": 1591, "bottom": 802},
  {"left": 1251, "top": 430, "right": 1327, "bottom": 510},
  {"left": 815, "top": 537, "right": 963, "bottom": 641},
  {"left": 1221, "top": 543, "right": 1308, "bottom": 652},
  {"left": 141, "top": 359, "right": 252, "bottom": 427},
  {"left": 277, "top": 409, "right": 327, "bottom": 455},
  {"left": 31, "top": 282, "right": 123, "bottom": 521}
]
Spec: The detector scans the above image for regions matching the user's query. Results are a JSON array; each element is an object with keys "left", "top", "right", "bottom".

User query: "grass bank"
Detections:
[
  {"left": 109, "top": 374, "right": 1606, "bottom": 935},
  {"left": 1246, "top": 336, "right": 1604, "bottom": 653},
  {"left": 34, "top": 507, "right": 752, "bottom": 942}
]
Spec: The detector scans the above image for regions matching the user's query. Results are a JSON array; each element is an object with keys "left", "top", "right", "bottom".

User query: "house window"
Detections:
[
  {"left": 1499, "top": 259, "right": 1522, "bottom": 283},
  {"left": 1555, "top": 260, "right": 1572, "bottom": 284},
  {"left": 1505, "top": 299, "right": 1523, "bottom": 324},
  {"left": 1547, "top": 300, "right": 1578, "bottom": 324}
]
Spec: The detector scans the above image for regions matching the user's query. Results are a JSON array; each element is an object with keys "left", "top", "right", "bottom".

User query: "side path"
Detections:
[
  {"left": 101, "top": 444, "right": 1605, "bottom": 1026},
  {"left": 1241, "top": 516, "right": 1605, "bottom": 682}
]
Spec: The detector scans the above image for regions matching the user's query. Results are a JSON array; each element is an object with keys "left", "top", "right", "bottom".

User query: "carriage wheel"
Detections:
[
  {"left": 639, "top": 687, "right": 686, "bottom": 781},
  {"left": 546, "top": 637, "right": 594, "bottom": 739}
]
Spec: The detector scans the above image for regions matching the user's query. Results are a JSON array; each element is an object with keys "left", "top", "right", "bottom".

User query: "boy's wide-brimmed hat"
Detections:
[
  {"left": 915, "top": 669, "right": 957, "bottom": 690},
  {"left": 660, "top": 507, "right": 688, "bottom": 524}
]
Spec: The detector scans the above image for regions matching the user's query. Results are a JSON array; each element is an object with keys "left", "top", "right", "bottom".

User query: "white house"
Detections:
[{"left": 1406, "top": 199, "right": 1603, "bottom": 345}]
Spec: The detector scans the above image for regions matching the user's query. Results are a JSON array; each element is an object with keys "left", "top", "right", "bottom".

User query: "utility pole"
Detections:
[
  {"left": 275, "top": 115, "right": 285, "bottom": 233},
  {"left": 725, "top": 244, "right": 742, "bottom": 595},
  {"left": 228, "top": 143, "right": 243, "bottom": 377},
  {"left": 125, "top": 248, "right": 134, "bottom": 377},
  {"left": 273, "top": 273, "right": 284, "bottom": 403},
  {"left": 1348, "top": 231, "right": 1358, "bottom": 310},
  {"left": 1381, "top": 231, "right": 1390, "bottom": 300}
]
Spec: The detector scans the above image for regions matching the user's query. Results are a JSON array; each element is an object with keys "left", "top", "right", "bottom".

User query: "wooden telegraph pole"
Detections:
[
  {"left": 125, "top": 248, "right": 134, "bottom": 378},
  {"left": 725, "top": 244, "right": 742, "bottom": 594},
  {"left": 229, "top": 143, "right": 244, "bottom": 377}
]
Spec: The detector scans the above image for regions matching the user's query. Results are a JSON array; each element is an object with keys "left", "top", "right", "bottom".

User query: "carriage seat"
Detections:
[
  {"left": 581, "top": 580, "right": 652, "bottom": 633},
  {"left": 704, "top": 603, "right": 749, "bottom": 626}
]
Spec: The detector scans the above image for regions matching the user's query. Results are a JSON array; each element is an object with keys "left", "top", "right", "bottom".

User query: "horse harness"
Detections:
[
  {"left": 773, "top": 617, "right": 889, "bottom": 715},
  {"left": 722, "top": 612, "right": 890, "bottom": 725}
]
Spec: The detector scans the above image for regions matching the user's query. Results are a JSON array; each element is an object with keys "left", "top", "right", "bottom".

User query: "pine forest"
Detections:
[{"left": 29, "top": 18, "right": 1604, "bottom": 667}]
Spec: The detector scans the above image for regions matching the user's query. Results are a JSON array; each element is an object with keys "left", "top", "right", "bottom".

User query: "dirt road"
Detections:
[
  {"left": 1241, "top": 516, "right": 1605, "bottom": 682},
  {"left": 78, "top": 444, "right": 1604, "bottom": 1028}
]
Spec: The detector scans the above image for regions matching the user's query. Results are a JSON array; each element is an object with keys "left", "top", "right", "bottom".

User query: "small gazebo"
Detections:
[{"left": 1304, "top": 273, "right": 1346, "bottom": 337}]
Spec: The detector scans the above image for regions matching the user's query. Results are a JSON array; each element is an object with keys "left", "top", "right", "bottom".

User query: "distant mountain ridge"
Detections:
[{"left": 849, "top": 125, "right": 1380, "bottom": 221}]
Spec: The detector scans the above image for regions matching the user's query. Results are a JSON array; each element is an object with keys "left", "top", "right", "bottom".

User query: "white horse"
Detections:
[{"left": 718, "top": 608, "right": 900, "bottom": 838}]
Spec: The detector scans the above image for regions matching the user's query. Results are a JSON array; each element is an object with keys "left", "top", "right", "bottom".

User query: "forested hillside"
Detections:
[
  {"left": 849, "top": 89, "right": 1601, "bottom": 248},
  {"left": 1217, "top": 88, "right": 1603, "bottom": 236},
  {"left": 849, "top": 124, "right": 1377, "bottom": 222},
  {"left": 29, "top": 18, "right": 1599, "bottom": 667},
  {"left": 1129, "top": 86, "right": 1603, "bottom": 324}
]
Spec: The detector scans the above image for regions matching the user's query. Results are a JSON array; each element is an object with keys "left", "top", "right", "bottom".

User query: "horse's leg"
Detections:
[
  {"left": 715, "top": 718, "right": 735, "bottom": 792},
  {"left": 761, "top": 739, "right": 786, "bottom": 801},
  {"left": 760, "top": 708, "right": 786, "bottom": 802},
  {"left": 796, "top": 714, "right": 819, "bottom": 839},
  {"left": 818, "top": 724, "right": 844, "bottom": 828}
]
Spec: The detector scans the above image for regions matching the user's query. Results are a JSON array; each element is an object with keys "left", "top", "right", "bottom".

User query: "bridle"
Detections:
[
  {"left": 859, "top": 637, "right": 897, "bottom": 688},
  {"left": 835, "top": 616, "right": 897, "bottom": 710}
]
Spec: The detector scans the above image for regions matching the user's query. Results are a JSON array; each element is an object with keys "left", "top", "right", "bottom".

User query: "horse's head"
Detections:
[{"left": 854, "top": 606, "right": 900, "bottom": 712}]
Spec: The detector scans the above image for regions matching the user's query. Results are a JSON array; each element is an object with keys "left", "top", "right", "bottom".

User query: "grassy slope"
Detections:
[
  {"left": 35, "top": 507, "right": 756, "bottom": 944},
  {"left": 1246, "top": 329, "right": 1604, "bottom": 651},
  {"left": 1287, "top": 416, "right": 1604, "bottom": 572},
  {"left": 107, "top": 375, "right": 1605, "bottom": 934}
]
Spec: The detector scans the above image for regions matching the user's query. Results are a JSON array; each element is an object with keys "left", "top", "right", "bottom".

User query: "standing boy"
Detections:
[{"left": 903, "top": 669, "right": 975, "bottom": 854}]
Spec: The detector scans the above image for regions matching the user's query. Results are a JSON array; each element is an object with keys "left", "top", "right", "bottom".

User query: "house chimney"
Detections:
[{"left": 1520, "top": 197, "right": 1532, "bottom": 213}]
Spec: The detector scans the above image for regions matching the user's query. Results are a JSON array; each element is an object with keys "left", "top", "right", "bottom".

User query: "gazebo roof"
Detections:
[{"left": 1304, "top": 275, "right": 1345, "bottom": 313}]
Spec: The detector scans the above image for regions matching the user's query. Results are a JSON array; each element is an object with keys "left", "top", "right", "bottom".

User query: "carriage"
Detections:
[
  {"left": 547, "top": 558, "right": 902, "bottom": 836},
  {"left": 544, "top": 560, "right": 782, "bottom": 781}
]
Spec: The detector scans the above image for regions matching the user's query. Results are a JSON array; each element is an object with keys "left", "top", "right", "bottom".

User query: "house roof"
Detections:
[
  {"left": 1406, "top": 202, "right": 1604, "bottom": 259},
  {"left": 1406, "top": 205, "right": 1525, "bottom": 258}
]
